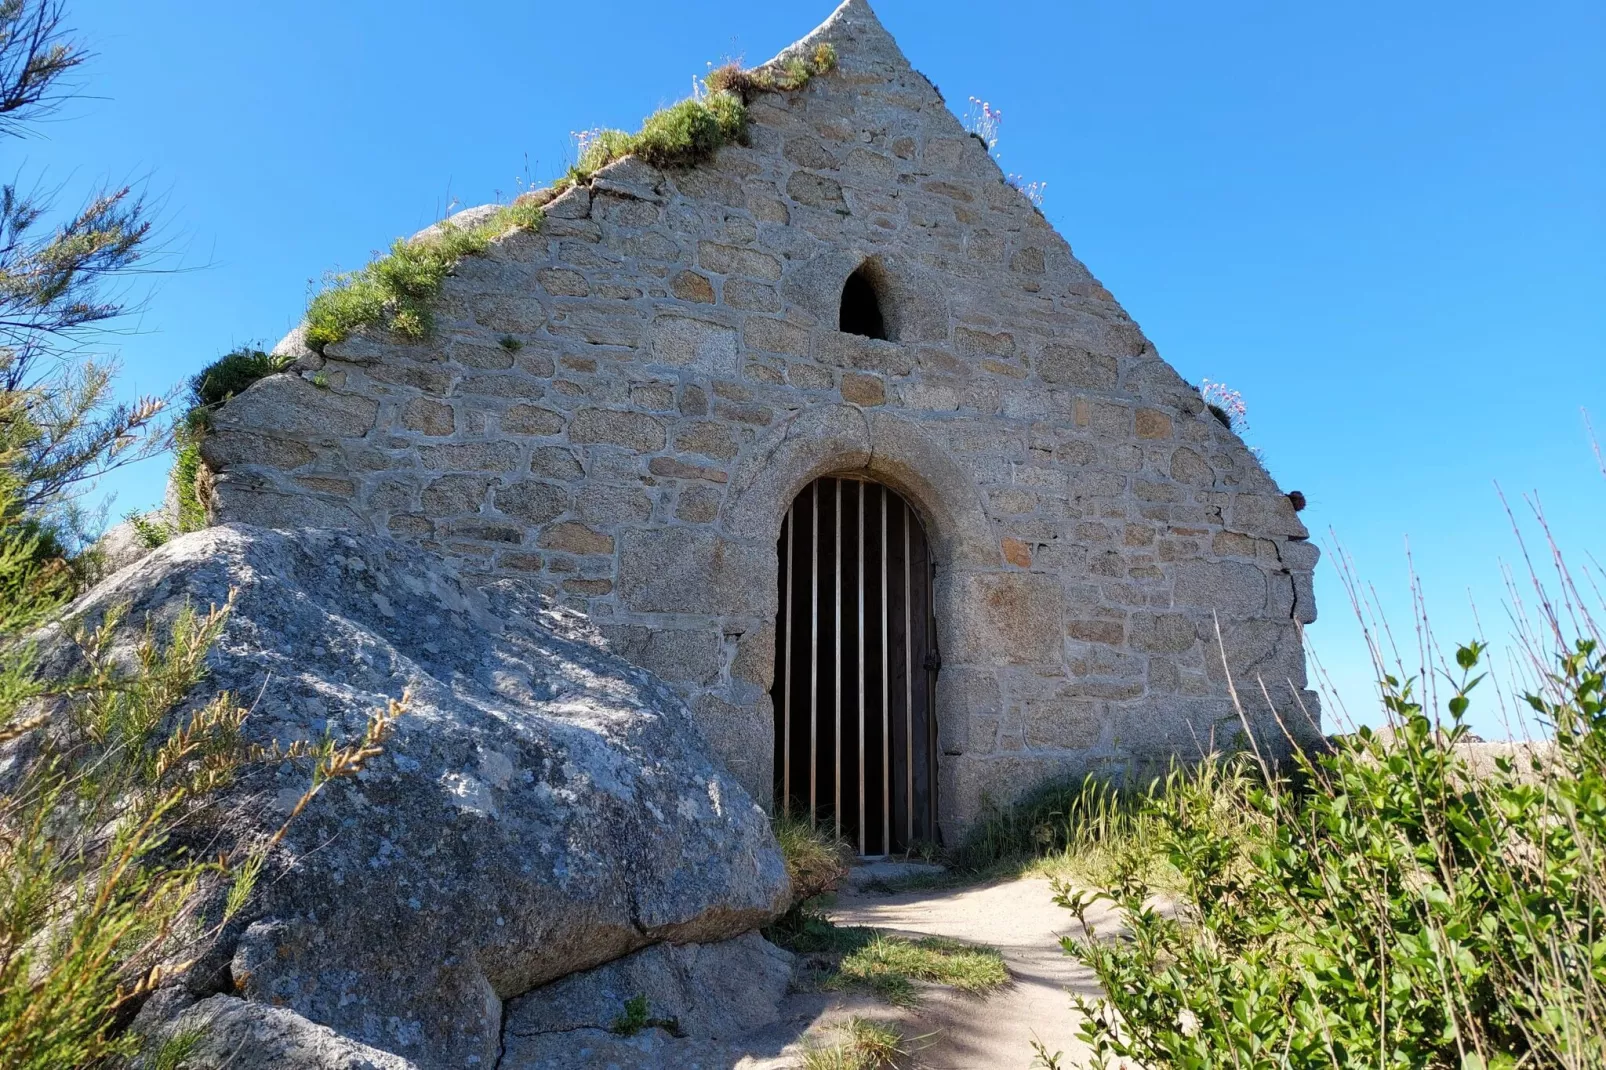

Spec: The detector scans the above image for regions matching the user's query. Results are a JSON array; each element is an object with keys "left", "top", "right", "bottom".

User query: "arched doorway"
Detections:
[{"left": 771, "top": 476, "right": 939, "bottom": 856}]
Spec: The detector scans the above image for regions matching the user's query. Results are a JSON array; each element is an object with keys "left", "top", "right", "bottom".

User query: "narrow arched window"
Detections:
[{"left": 839, "top": 268, "right": 887, "bottom": 340}]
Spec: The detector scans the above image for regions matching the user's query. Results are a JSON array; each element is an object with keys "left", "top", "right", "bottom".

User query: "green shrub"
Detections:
[
  {"left": 304, "top": 200, "right": 544, "bottom": 351},
  {"left": 953, "top": 773, "right": 1151, "bottom": 872},
  {"left": 559, "top": 43, "right": 837, "bottom": 191},
  {"left": 189, "top": 348, "right": 289, "bottom": 410},
  {"left": 632, "top": 96, "right": 733, "bottom": 169},
  {"left": 1057, "top": 641, "right": 1606, "bottom": 1069},
  {"left": 126, "top": 511, "right": 171, "bottom": 548}
]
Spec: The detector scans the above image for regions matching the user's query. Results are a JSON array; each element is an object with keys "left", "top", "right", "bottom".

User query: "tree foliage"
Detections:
[{"left": 0, "top": 0, "right": 167, "bottom": 551}]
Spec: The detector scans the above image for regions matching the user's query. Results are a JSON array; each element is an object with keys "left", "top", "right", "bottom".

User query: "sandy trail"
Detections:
[
  {"left": 732, "top": 876, "right": 1121, "bottom": 1069},
  {"left": 822, "top": 876, "right": 1108, "bottom": 1068}
]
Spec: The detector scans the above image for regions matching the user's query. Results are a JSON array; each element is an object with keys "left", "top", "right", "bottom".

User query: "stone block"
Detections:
[
  {"left": 674, "top": 421, "right": 740, "bottom": 461},
  {"left": 1231, "top": 493, "right": 1309, "bottom": 538},
  {"left": 840, "top": 372, "right": 886, "bottom": 406},
  {"left": 498, "top": 404, "right": 563, "bottom": 436},
  {"left": 786, "top": 171, "right": 846, "bottom": 209},
  {"left": 1066, "top": 617, "right": 1125, "bottom": 645},
  {"left": 743, "top": 316, "right": 811, "bottom": 356},
  {"left": 724, "top": 278, "right": 780, "bottom": 312},
  {"left": 400, "top": 398, "right": 455, "bottom": 436},
  {"left": 211, "top": 374, "right": 378, "bottom": 439},
  {"left": 670, "top": 270, "right": 716, "bottom": 303},
  {"left": 420, "top": 474, "right": 491, "bottom": 515},
  {"left": 648, "top": 456, "right": 728, "bottom": 482},
  {"left": 198, "top": 431, "right": 317, "bottom": 471},
  {"left": 947, "top": 572, "right": 1064, "bottom": 665},
  {"left": 493, "top": 480, "right": 570, "bottom": 525},
  {"left": 529, "top": 446, "right": 583, "bottom": 480},
  {"left": 697, "top": 241, "right": 782, "bottom": 281},
  {"left": 617, "top": 529, "right": 771, "bottom": 616},
  {"left": 1170, "top": 446, "right": 1213, "bottom": 485},
  {"left": 536, "top": 521, "right": 611, "bottom": 555},
  {"left": 537, "top": 268, "right": 589, "bottom": 296},
  {"left": 569, "top": 408, "right": 667, "bottom": 452},
  {"left": 651, "top": 314, "right": 739, "bottom": 377},
  {"left": 675, "top": 484, "right": 722, "bottom": 523},
  {"left": 956, "top": 327, "right": 1015, "bottom": 360},
  {"left": 1128, "top": 612, "right": 1198, "bottom": 654},
  {"left": 1172, "top": 559, "right": 1268, "bottom": 616},
  {"left": 1135, "top": 409, "right": 1172, "bottom": 439},
  {"left": 1024, "top": 694, "right": 1103, "bottom": 750},
  {"left": 1280, "top": 538, "right": 1321, "bottom": 571},
  {"left": 1038, "top": 344, "right": 1117, "bottom": 390},
  {"left": 417, "top": 441, "right": 521, "bottom": 472},
  {"left": 576, "top": 483, "right": 653, "bottom": 526}
]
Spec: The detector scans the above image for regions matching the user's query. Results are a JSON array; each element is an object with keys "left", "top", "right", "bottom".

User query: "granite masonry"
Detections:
[{"left": 200, "top": 0, "right": 1319, "bottom": 837}]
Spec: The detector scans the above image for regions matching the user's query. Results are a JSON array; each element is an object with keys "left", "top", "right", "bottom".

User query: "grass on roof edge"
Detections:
[{"left": 302, "top": 42, "right": 837, "bottom": 354}]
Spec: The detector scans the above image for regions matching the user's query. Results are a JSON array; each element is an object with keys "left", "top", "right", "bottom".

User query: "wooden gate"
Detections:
[{"left": 772, "top": 477, "right": 938, "bottom": 856}]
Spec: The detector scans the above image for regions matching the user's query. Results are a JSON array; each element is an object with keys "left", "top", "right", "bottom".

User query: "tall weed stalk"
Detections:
[
  {"left": 1056, "top": 494, "right": 1606, "bottom": 1069},
  {"left": 0, "top": 392, "right": 404, "bottom": 1066}
]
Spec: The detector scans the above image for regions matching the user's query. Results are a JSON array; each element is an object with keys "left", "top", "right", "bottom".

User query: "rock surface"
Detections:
[
  {"left": 500, "top": 932, "right": 794, "bottom": 1068},
  {"left": 155, "top": 996, "right": 420, "bottom": 1070},
  {"left": 39, "top": 525, "right": 790, "bottom": 1068}
]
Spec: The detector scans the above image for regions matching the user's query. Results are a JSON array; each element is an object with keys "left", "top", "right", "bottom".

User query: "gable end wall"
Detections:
[{"left": 202, "top": 0, "right": 1320, "bottom": 834}]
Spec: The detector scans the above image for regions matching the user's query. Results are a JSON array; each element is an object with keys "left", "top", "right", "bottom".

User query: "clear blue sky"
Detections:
[{"left": 21, "top": 0, "right": 1603, "bottom": 736}]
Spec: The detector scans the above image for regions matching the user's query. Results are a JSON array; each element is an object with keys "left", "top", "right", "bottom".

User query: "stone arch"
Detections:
[
  {"left": 780, "top": 252, "right": 951, "bottom": 344},
  {"left": 720, "top": 405, "right": 996, "bottom": 571},
  {"left": 838, "top": 263, "right": 888, "bottom": 340},
  {"left": 720, "top": 406, "right": 1001, "bottom": 840}
]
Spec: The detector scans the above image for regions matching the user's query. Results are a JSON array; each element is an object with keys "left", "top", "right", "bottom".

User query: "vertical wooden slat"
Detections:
[
  {"left": 881, "top": 486, "right": 890, "bottom": 856},
  {"left": 809, "top": 482, "right": 818, "bottom": 824},
  {"left": 905, "top": 500, "right": 914, "bottom": 847},
  {"left": 857, "top": 480, "right": 866, "bottom": 856},
  {"left": 782, "top": 504, "right": 793, "bottom": 816},
  {"left": 927, "top": 553, "right": 937, "bottom": 838},
  {"left": 834, "top": 479, "right": 843, "bottom": 839}
]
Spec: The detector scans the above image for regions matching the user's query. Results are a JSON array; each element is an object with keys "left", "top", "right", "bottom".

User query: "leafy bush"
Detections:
[
  {"left": 188, "top": 348, "right": 289, "bottom": 410},
  {"left": 559, "top": 44, "right": 837, "bottom": 191},
  {"left": 1057, "top": 640, "right": 1606, "bottom": 1069},
  {"left": 304, "top": 200, "right": 544, "bottom": 351}
]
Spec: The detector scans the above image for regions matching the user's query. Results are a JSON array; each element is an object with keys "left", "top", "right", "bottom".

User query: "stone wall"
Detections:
[{"left": 203, "top": 0, "right": 1319, "bottom": 834}]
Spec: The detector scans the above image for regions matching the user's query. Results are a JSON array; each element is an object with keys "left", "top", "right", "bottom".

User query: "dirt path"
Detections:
[
  {"left": 823, "top": 877, "right": 1106, "bottom": 1068},
  {"left": 728, "top": 876, "right": 1120, "bottom": 1069},
  {"left": 504, "top": 875, "right": 1116, "bottom": 1068}
]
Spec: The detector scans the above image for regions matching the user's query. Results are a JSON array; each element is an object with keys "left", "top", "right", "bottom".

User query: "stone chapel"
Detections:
[{"left": 199, "top": 0, "right": 1319, "bottom": 851}]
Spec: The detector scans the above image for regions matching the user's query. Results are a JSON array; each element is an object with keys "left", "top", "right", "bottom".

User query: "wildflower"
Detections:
[
  {"left": 1008, "top": 174, "right": 1046, "bottom": 206},
  {"left": 964, "top": 95, "right": 1002, "bottom": 150}
]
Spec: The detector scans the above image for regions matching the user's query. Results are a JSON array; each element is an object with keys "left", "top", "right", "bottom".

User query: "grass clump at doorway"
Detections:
[
  {"left": 801, "top": 1016, "right": 912, "bottom": 1070},
  {"left": 774, "top": 813, "right": 853, "bottom": 902},
  {"left": 827, "top": 930, "right": 1008, "bottom": 1007}
]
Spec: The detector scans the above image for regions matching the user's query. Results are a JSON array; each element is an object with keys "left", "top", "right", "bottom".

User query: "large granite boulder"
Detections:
[
  {"left": 40, "top": 525, "right": 790, "bottom": 1068},
  {"left": 500, "top": 931, "right": 794, "bottom": 1068}
]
